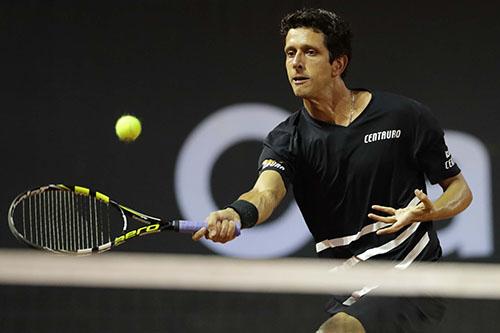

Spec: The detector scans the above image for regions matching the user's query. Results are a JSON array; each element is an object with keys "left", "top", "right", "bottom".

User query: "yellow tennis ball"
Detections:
[{"left": 115, "top": 115, "right": 142, "bottom": 142}]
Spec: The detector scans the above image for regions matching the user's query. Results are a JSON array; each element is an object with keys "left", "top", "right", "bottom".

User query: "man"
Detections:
[{"left": 193, "top": 8, "right": 472, "bottom": 333}]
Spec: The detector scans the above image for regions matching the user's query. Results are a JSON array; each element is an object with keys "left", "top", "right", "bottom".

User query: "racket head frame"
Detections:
[{"left": 7, "top": 184, "right": 173, "bottom": 255}]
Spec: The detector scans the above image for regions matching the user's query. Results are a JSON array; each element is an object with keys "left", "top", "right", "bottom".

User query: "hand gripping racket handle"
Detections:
[{"left": 176, "top": 220, "right": 241, "bottom": 237}]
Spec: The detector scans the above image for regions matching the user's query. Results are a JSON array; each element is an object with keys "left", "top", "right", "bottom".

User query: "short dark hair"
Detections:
[{"left": 280, "top": 8, "right": 352, "bottom": 77}]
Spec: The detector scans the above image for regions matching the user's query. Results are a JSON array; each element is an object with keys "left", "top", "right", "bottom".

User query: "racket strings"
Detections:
[{"left": 18, "top": 190, "right": 113, "bottom": 251}]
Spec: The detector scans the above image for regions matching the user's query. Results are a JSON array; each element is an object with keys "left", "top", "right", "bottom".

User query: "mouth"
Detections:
[{"left": 292, "top": 76, "right": 309, "bottom": 85}]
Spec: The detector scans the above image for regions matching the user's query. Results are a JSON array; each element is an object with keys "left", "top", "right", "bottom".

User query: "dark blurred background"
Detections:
[{"left": 1, "top": 0, "right": 499, "bottom": 331}]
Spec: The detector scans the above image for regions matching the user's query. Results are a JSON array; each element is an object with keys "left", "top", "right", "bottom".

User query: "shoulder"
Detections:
[
  {"left": 374, "top": 91, "right": 427, "bottom": 109},
  {"left": 269, "top": 110, "right": 301, "bottom": 132},
  {"left": 372, "top": 91, "right": 433, "bottom": 119},
  {"left": 265, "top": 110, "right": 301, "bottom": 141},
  {"left": 261, "top": 110, "right": 304, "bottom": 161}
]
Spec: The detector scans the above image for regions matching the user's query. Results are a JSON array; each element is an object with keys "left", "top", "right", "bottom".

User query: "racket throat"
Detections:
[{"left": 169, "top": 220, "right": 182, "bottom": 232}]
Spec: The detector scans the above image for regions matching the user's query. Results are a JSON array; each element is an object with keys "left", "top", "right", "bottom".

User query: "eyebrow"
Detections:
[{"left": 284, "top": 44, "right": 319, "bottom": 52}]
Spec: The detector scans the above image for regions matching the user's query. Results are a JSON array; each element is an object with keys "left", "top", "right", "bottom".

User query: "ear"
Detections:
[{"left": 331, "top": 55, "right": 349, "bottom": 77}]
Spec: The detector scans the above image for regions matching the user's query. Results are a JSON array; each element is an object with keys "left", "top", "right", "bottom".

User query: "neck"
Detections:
[{"left": 303, "top": 81, "right": 352, "bottom": 125}]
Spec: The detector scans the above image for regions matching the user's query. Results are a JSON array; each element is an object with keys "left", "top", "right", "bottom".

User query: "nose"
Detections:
[{"left": 292, "top": 52, "right": 304, "bottom": 70}]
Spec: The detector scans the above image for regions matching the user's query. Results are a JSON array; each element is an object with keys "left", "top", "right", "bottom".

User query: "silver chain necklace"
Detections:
[
  {"left": 348, "top": 90, "right": 355, "bottom": 125},
  {"left": 327, "top": 90, "right": 355, "bottom": 125}
]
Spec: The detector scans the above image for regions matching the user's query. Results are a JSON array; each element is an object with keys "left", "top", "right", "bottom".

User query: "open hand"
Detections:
[{"left": 368, "top": 189, "right": 435, "bottom": 236}]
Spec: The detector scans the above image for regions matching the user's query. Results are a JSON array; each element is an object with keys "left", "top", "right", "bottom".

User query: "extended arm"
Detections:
[
  {"left": 369, "top": 173, "right": 473, "bottom": 235},
  {"left": 192, "top": 170, "right": 287, "bottom": 243}
]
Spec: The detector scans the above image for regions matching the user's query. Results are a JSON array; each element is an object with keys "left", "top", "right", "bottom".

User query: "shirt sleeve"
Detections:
[
  {"left": 257, "top": 119, "right": 298, "bottom": 187},
  {"left": 412, "top": 105, "right": 461, "bottom": 184}
]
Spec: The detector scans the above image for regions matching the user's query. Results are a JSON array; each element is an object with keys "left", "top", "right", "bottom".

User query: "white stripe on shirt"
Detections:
[
  {"left": 316, "top": 222, "right": 391, "bottom": 253},
  {"left": 317, "top": 197, "right": 421, "bottom": 253}
]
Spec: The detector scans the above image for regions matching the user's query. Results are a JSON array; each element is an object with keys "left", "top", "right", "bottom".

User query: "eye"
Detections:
[
  {"left": 306, "top": 49, "right": 317, "bottom": 56},
  {"left": 285, "top": 49, "right": 296, "bottom": 58}
]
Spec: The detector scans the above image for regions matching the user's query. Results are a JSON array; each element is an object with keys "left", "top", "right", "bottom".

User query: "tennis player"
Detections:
[{"left": 193, "top": 8, "right": 472, "bottom": 333}]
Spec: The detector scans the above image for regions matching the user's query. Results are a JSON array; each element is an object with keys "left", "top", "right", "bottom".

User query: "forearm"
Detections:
[
  {"left": 238, "top": 187, "right": 285, "bottom": 224},
  {"left": 420, "top": 174, "right": 472, "bottom": 221}
]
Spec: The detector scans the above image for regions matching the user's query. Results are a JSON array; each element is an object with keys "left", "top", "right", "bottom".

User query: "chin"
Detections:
[
  {"left": 292, "top": 87, "right": 308, "bottom": 98},
  {"left": 294, "top": 91, "right": 311, "bottom": 99}
]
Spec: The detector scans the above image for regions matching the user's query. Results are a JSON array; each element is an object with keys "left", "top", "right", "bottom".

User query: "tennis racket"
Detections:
[{"left": 8, "top": 184, "right": 240, "bottom": 255}]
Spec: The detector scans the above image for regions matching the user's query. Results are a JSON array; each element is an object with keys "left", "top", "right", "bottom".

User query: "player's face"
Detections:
[{"left": 284, "top": 28, "right": 335, "bottom": 99}]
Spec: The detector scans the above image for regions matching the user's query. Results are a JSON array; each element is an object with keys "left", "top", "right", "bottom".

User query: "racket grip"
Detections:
[{"left": 177, "top": 220, "right": 241, "bottom": 237}]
